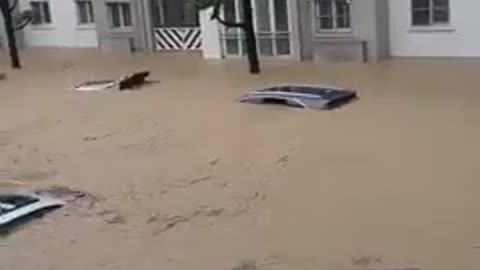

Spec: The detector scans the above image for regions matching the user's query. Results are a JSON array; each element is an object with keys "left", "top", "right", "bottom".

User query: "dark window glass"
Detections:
[
  {"left": 77, "top": 1, "right": 94, "bottom": 24},
  {"left": 107, "top": 2, "right": 132, "bottom": 28},
  {"left": 318, "top": 0, "right": 332, "bottom": 16},
  {"left": 42, "top": 2, "right": 51, "bottom": 23},
  {"left": 412, "top": 9, "right": 430, "bottom": 25},
  {"left": 320, "top": 17, "right": 333, "bottom": 29},
  {"left": 275, "top": 38, "right": 290, "bottom": 55},
  {"left": 412, "top": 0, "right": 429, "bottom": 9},
  {"left": 412, "top": 0, "right": 450, "bottom": 25},
  {"left": 30, "top": 1, "right": 51, "bottom": 25},
  {"left": 274, "top": 0, "right": 289, "bottom": 31},
  {"left": 433, "top": 8, "right": 449, "bottom": 23},
  {"left": 121, "top": 3, "right": 132, "bottom": 26},
  {"left": 315, "top": 0, "right": 350, "bottom": 30}
]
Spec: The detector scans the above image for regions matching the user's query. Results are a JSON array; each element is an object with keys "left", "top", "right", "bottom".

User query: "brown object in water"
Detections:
[
  {"left": 118, "top": 71, "right": 150, "bottom": 90},
  {"left": 0, "top": 73, "right": 6, "bottom": 80}
]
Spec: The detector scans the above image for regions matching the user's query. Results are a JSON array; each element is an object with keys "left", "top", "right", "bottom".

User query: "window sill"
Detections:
[
  {"left": 30, "top": 25, "right": 55, "bottom": 30},
  {"left": 314, "top": 29, "right": 353, "bottom": 38},
  {"left": 409, "top": 26, "right": 455, "bottom": 33},
  {"left": 76, "top": 24, "right": 96, "bottom": 30},
  {"left": 109, "top": 27, "right": 134, "bottom": 32}
]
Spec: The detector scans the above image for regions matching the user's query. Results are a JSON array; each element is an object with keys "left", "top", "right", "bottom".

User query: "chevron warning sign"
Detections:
[{"left": 154, "top": 27, "right": 202, "bottom": 50}]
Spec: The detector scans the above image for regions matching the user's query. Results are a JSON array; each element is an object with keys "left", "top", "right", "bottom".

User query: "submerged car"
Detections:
[{"left": 237, "top": 85, "right": 357, "bottom": 110}]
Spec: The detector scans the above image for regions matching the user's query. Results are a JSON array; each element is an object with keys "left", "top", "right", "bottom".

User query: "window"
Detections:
[
  {"left": 222, "top": 0, "right": 291, "bottom": 57},
  {"left": 411, "top": 0, "right": 450, "bottom": 26},
  {"left": 30, "top": 1, "right": 51, "bottom": 25},
  {"left": 314, "top": 0, "right": 351, "bottom": 31},
  {"left": 151, "top": 0, "right": 199, "bottom": 27},
  {"left": 76, "top": 0, "right": 94, "bottom": 24},
  {"left": 106, "top": 2, "right": 132, "bottom": 29}
]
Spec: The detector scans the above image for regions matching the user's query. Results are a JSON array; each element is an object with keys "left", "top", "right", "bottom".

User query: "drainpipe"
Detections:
[{"left": 139, "top": 0, "right": 153, "bottom": 52}]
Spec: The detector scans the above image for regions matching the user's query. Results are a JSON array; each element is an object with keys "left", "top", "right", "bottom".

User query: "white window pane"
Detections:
[
  {"left": 258, "top": 38, "right": 273, "bottom": 56},
  {"left": 275, "top": 38, "right": 290, "bottom": 55},
  {"left": 237, "top": 0, "right": 244, "bottom": 24},
  {"left": 223, "top": 0, "right": 291, "bottom": 57},
  {"left": 121, "top": 3, "right": 132, "bottom": 26},
  {"left": 274, "top": 0, "right": 289, "bottom": 32},
  {"left": 223, "top": 0, "right": 236, "bottom": 22},
  {"left": 225, "top": 39, "right": 239, "bottom": 55},
  {"left": 255, "top": 0, "right": 271, "bottom": 32}
]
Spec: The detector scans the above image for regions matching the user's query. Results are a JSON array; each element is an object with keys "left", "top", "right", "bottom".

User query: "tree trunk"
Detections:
[
  {"left": 242, "top": 0, "right": 259, "bottom": 74},
  {"left": 0, "top": 1, "right": 21, "bottom": 69}
]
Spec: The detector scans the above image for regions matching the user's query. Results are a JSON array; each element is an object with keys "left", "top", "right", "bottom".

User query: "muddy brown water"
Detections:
[{"left": 1, "top": 49, "right": 480, "bottom": 270}]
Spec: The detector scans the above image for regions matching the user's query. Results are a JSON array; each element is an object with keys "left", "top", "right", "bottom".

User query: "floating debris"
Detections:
[
  {"left": 73, "top": 80, "right": 116, "bottom": 92},
  {"left": 35, "top": 185, "right": 99, "bottom": 208},
  {"left": 0, "top": 193, "right": 64, "bottom": 230},
  {"left": 276, "top": 155, "right": 289, "bottom": 167},
  {"left": 237, "top": 85, "right": 357, "bottom": 110},
  {"left": 209, "top": 158, "right": 221, "bottom": 166},
  {"left": 159, "top": 175, "right": 214, "bottom": 195},
  {"left": 97, "top": 209, "right": 126, "bottom": 224},
  {"left": 118, "top": 70, "right": 150, "bottom": 90},
  {"left": 231, "top": 260, "right": 257, "bottom": 270},
  {"left": 73, "top": 70, "right": 151, "bottom": 92}
]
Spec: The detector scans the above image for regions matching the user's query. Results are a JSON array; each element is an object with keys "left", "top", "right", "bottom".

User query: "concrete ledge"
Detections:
[
  {"left": 313, "top": 38, "right": 367, "bottom": 62},
  {"left": 100, "top": 37, "right": 135, "bottom": 53}
]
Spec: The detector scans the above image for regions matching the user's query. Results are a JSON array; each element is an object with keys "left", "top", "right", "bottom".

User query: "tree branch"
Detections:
[
  {"left": 0, "top": 1, "right": 8, "bottom": 16},
  {"left": 14, "top": 17, "right": 31, "bottom": 30},
  {"left": 9, "top": 0, "right": 18, "bottom": 12},
  {"left": 211, "top": 1, "right": 244, "bottom": 28},
  {"left": 13, "top": 10, "right": 32, "bottom": 30}
]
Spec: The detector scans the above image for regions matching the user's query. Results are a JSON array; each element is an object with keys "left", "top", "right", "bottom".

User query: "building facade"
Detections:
[
  {"left": 2, "top": 0, "right": 480, "bottom": 60},
  {"left": 18, "top": 0, "right": 98, "bottom": 47}
]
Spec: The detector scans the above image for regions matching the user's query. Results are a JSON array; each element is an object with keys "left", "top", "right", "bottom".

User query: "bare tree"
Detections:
[
  {"left": 0, "top": 0, "right": 32, "bottom": 69},
  {"left": 194, "top": 0, "right": 260, "bottom": 74}
]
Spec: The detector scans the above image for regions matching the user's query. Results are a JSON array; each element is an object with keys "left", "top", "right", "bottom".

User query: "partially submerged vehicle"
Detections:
[
  {"left": 237, "top": 85, "right": 357, "bottom": 110},
  {"left": 0, "top": 194, "right": 64, "bottom": 229}
]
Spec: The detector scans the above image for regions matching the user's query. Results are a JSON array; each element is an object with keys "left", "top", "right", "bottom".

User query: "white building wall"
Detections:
[
  {"left": 19, "top": 0, "right": 98, "bottom": 47},
  {"left": 389, "top": 0, "right": 480, "bottom": 57},
  {"left": 199, "top": 8, "right": 222, "bottom": 59}
]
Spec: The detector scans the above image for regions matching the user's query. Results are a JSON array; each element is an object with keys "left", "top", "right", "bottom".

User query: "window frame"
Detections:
[
  {"left": 106, "top": 2, "right": 133, "bottom": 29},
  {"left": 411, "top": 0, "right": 450, "bottom": 27},
  {"left": 75, "top": 0, "right": 95, "bottom": 25},
  {"left": 313, "top": 0, "right": 352, "bottom": 33},
  {"left": 30, "top": 0, "right": 52, "bottom": 26}
]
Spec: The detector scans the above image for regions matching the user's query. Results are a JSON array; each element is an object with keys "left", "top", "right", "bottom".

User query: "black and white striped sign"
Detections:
[{"left": 154, "top": 27, "right": 202, "bottom": 50}]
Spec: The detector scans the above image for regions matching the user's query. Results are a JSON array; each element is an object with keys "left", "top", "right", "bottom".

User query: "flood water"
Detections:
[{"left": 1, "top": 49, "right": 480, "bottom": 270}]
